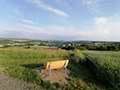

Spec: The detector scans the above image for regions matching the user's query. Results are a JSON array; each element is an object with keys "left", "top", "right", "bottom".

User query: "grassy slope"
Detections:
[
  {"left": 81, "top": 51, "right": 120, "bottom": 89},
  {"left": 0, "top": 47, "right": 113, "bottom": 89},
  {"left": 0, "top": 46, "right": 69, "bottom": 68}
]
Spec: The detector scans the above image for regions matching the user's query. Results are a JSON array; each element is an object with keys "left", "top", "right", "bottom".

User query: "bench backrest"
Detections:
[{"left": 44, "top": 60, "right": 69, "bottom": 70}]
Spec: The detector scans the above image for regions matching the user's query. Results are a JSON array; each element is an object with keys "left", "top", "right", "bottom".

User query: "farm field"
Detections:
[
  {"left": 81, "top": 51, "right": 120, "bottom": 89},
  {"left": 12, "top": 40, "right": 30, "bottom": 42},
  {"left": 0, "top": 46, "right": 119, "bottom": 89}
]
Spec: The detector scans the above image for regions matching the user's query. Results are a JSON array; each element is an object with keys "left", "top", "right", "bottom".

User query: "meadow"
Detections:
[
  {"left": 81, "top": 51, "right": 120, "bottom": 89},
  {"left": 0, "top": 46, "right": 119, "bottom": 89}
]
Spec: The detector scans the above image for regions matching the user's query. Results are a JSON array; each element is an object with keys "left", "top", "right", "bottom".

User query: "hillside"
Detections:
[{"left": 0, "top": 46, "right": 119, "bottom": 89}]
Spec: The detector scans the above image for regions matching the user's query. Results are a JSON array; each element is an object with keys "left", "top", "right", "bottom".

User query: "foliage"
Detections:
[
  {"left": 62, "top": 46, "right": 75, "bottom": 50},
  {"left": 81, "top": 51, "right": 120, "bottom": 89},
  {"left": 0, "top": 39, "right": 13, "bottom": 44},
  {"left": 62, "top": 44, "right": 120, "bottom": 51}
]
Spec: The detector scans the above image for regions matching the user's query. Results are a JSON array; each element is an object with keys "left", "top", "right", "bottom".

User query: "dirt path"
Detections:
[
  {"left": 0, "top": 71, "right": 44, "bottom": 90},
  {"left": 34, "top": 66, "right": 70, "bottom": 84}
]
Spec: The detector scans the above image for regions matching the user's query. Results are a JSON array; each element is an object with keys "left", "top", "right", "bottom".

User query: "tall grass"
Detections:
[
  {"left": 81, "top": 51, "right": 120, "bottom": 89},
  {"left": 0, "top": 46, "right": 70, "bottom": 69}
]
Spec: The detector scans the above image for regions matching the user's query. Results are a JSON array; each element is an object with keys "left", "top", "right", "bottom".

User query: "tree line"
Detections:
[{"left": 62, "top": 44, "right": 120, "bottom": 51}]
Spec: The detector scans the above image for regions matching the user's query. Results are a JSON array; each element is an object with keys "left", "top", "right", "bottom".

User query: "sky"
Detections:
[{"left": 0, "top": 0, "right": 120, "bottom": 41}]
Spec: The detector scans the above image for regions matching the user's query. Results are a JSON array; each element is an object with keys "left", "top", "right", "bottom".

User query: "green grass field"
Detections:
[
  {"left": 12, "top": 40, "right": 30, "bottom": 42},
  {"left": 81, "top": 51, "right": 120, "bottom": 89},
  {"left": 0, "top": 47, "right": 119, "bottom": 89}
]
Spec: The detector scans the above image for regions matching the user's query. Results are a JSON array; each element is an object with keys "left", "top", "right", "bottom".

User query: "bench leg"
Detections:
[
  {"left": 65, "top": 67, "right": 67, "bottom": 74},
  {"left": 49, "top": 62, "right": 51, "bottom": 77}
]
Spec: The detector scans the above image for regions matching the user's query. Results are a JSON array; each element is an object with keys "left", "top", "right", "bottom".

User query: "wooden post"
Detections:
[{"left": 49, "top": 62, "right": 51, "bottom": 77}]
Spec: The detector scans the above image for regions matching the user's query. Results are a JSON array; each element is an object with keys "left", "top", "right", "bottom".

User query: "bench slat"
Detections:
[{"left": 44, "top": 60, "right": 69, "bottom": 70}]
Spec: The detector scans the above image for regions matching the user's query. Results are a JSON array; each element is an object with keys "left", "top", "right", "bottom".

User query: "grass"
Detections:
[
  {"left": 0, "top": 46, "right": 69, "bottom": 68},
  {"left": 12, "top": 40, "right": 29, "bottom": 42},
  {"left": 0, "top": 46, "right": 70, "bottom": 89},
  {"left": 81, "top": 51, "right": 120, "bottom": 89},
  {"left": 67, "top": 58, "right": 105, "bottom": 90},
  {"left": 0, "top": 47, "right": 118, "bottom": 89}
]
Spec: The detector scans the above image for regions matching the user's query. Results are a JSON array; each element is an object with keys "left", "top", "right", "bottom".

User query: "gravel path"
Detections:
[{"left": 0, "top": 71, "right": 44, "bottom": 90}]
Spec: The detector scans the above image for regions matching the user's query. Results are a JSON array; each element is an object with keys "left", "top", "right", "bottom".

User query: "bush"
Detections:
[{"left": 24, "top": 46, "right": 30, "bottom": 49}]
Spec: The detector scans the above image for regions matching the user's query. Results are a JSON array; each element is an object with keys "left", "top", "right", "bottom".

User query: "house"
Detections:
[{"left": 0, "top": 44, "right": 3, "bottom": 47}]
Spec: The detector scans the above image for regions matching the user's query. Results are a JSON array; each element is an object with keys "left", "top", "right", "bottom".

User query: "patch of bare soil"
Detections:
[
  {"left": 0, "top": 70, "right": 44, "bottom": 90},
  {"left": 33, "top": 66, "right": 70, "bottom": 84}
]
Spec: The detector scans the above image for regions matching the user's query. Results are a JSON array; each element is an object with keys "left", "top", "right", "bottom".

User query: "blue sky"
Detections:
[{"left": 0, "top": 0, "right": 120, "bottom": 41}]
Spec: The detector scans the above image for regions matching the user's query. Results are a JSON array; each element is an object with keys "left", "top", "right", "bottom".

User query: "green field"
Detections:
[
  {"left": 0, "top": 46, "right": 119, "bottom": 89},
  {"left": 81, "top": 51, "right": 120, "bottom": 89},
  {"left": 12, "top": 39, "right": 30, "bottom": 42}
]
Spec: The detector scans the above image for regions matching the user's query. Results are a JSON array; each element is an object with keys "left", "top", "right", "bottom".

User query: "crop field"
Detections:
[
  {"left": 0, "top": 46, "right": 119, "bottom": 89},
  {"left": 81, "top": 51, "right": 120, "bottom": 89},
  {"left": 12, "top": 40, "right": 30, "bottom": 42}
]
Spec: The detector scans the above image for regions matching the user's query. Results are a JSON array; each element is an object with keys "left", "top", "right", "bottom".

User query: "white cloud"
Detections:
[
  {"left": 16, "top": 23, "right": 44, "bottom": 31},
  {"left": 1, "top": 14, "right": 120, "bottom": 41},
  {"left": 0, "top": 25, "right": 106, "bottom": 40},
  {"left": 81, "top": 0, "right": 106, "bottom": 14},
  {"left": 94, "top": 17, "right": 108, "bottom": 26},
  {"left": 20, "top": 18, "right": 35, "bottom": 24},
  {"left": 92, "top": 15, "right": 120, "bottom": 41},
  {"left": 45, "top": 25, "right": 109, "bottom": 41},
  {"left": 26, "top": 0, "right": 68, "bottom": 17},
  {"left": 0, "top": 24, "right": 48, "bottom": 39},
  {"left": 93, "top": 17, "right": 109, "bottom": 36},
  {"left": 0, "top": 22, "right": 113, "bottom": 41}
]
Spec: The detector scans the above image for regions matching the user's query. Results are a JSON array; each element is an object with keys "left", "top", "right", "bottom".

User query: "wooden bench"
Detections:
[{"left": 44, "top": 60, "right": 69, "bottom": 77}]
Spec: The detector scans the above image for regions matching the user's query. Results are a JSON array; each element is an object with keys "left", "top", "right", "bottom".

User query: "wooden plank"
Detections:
[{"left": 44, "top": 60, "right": 69, "bottom": 70}]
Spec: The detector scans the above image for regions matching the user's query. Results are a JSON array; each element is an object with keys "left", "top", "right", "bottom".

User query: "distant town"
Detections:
[
  {"left": 0, "top": 38, "right": 120, "bottom": 51},
  {"left": 0, "top": 38, "right": 116, "bottom": 47}
]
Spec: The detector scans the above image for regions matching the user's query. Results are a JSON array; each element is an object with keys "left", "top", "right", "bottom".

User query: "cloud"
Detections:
[
  {"left": 92, "top": 15, "right": 120, "bottom": 41},
  {"left": 0, "top": 22, "right": 112, "bottom": 41},
  {"left": 0, "top": 24, "right": 48, "bottom": 39},
  {"left": 1, "top": 14, "right": 120, "bottom": 41},
  {"left": 94, "top": 17, "right": 108, "bottom": 26},
  {"left": 0, "top": 24, "right": 102, "bottom": 40},
  {"left": 44, "top": 25, "right": 109, "bottom": 41},
  {"left": 48, "top": 15, "right": 120, "bottom": 41},
  {"left": 81, "top": 0, "right": 106, "bottom": 14},
  {"left": 16, "top": 23, "right": 44, "bottom": 31},
  {"left": 93, "top": 17, "right": 109, "bottom": 36},
  {"left": 92, "top": 17, "right": 109, "bottom": 41},
  {"left": 26, "top": 0, "right": 68, "bottom": 17},
  {"left": 20, "top": 18, "right": 35, "bottom": 24}
]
